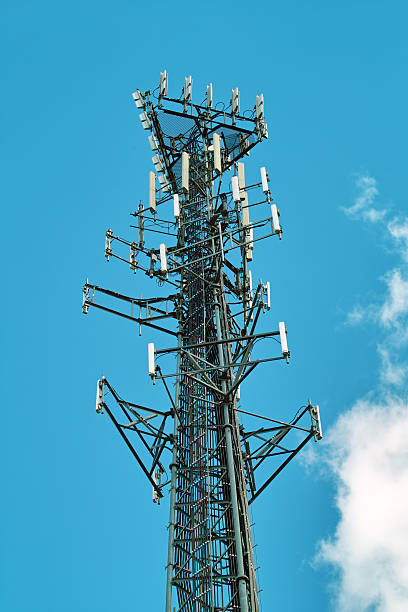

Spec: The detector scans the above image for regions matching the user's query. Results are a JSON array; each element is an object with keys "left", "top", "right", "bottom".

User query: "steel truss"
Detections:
[{"left": 83, "top": 73, "right": 322, "bottom": 612}]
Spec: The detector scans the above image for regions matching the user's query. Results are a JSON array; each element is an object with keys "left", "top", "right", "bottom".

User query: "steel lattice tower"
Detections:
[{"left": 83, "top": 72, "right": 322, "bottom": 612}]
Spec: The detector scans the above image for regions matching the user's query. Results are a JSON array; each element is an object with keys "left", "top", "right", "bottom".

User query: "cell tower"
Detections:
[{"left": 83, "top": 72, "right": 322, "bottom": 611}]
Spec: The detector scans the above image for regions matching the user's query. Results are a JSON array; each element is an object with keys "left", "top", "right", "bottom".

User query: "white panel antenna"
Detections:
[
  {"left": 241, "top": 192, "right": 250, "bottom": 226},
  {"left": 238, "top": 162, "right": 245, "bottom": 192},
  {"left": 158, "top": 173, "right": 171, "bottom": 192},
  {"left": 148, "top": 134, "right": 158, "bottom": 151},
  {"left": 82, "top": 283, "right": 89, "bottom": 314},
  {"left": 105, "top": 229, "right": 113, "bottom": 261},
  {"left": 213, "top": 133, "right": 222, "bottom": 176},
  {"left": 266, "top": 281, "right": 271, "bottom": 310},
  {"left": 313, "top": 405, "right": 323, "bottom": 441},
  {"left": 184, "top": 76, "right": 192, "bottom": 103},
  {"left": 96, "top": 378, "right": 104, "bottom": 413},
  {"left": 152, "top": 469, "right": 161, "bottom": 503},
  {"left": 271, "top": 204, "right": 281, "bottom": 236},
  {"left": 152, "top": 470, "right": 158, "bottom": 503},
  {"left": 159, "top": 70, "right": 168, "bottom": 97},
  {"left": 256, "top": 94, "right": 264, "bottom": 120},
  {"left": 132, "top": 90, "right": 145, "bottom": 109},
  {"left": 152, "top": 154, "right": 164, "bottom": 173},
  {"left": 231, "top": 176, "right": 240, "bottom": 203},
  {"left": 260, "top": 166, "right": 269, "bottom": 194},
  {"left": 206, "top": 83, "right": 213, "bottom": 108},
  {"left": 181, "top": 152, "right": 189, "bottom": 193},
  {"left": 249, "top": 227, "right": 254, "bottom": 251},
  {"left": 148, "top": 343, "right": 156, "bottom": 378},
  {"left": 149, "top": 171, "right": 156, "bottom": 213},
  {"left": 262, "top": 121, "right": 269, "bottom": 139},
  {"left": 279, "top": 321, "right": 289, "bottom": 362},
  {"left": 160, "top": 243, "right": 168, "bottom": 274},
  {"left": 173, "top": 194, "right": 180, "bottom": 219},
  {"left": 149, "top": 252, "right": 157, "bottom": 278},
  {"left": 231, "top": 87, "right": 240, "bottom": 114},
  {"left": 139, "top": 111, "right": 151, "bottom": 130}
]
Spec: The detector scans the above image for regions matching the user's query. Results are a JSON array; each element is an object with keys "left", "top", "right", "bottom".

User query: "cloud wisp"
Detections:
[
  {"left": 342, "top": 175, "right": 386, "bottom": 222},
  {"left": 316, "top": 175, "right": 408, "bottom": 611},
  {"left": 344, "top": 176, "right": 408, "bottom": 385},
  {"left": 380, "top": 268, "right": 408, "bottom": 330}
]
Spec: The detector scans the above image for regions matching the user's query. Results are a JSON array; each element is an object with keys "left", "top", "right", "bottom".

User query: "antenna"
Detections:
[
  {"left": 260, "top": 166, "right": 269, "bottom": 194},
  {"left": 148, "top": 343, "right": 155, "bottom": 378},
  {"left": 213, "top": 132, "right": 222, "bottom": 175},
  {"left": 231, "top": 87, "right": 240, "bottom": 114},
  {"left": 206, "top": 83, "right": 213, "bottom": 108},
  {"left": 271, "top": 203, "right": 282, "bottom": 237},
  {"left": 130, "top": 242, "right": 138, "bottom": 273},
  {"left": 132, "top": 90, "right": 145, "bottom": 109},
  {"left": 313, "top": 404, "right": 323, "bottom": 440},
  {"left": 241, "top": 191, "right": 250, "bottom": 226},
  {"left": 105, "top": 229, "right": 113, "bottom": 261},
  {"left": 160, "top": 243, "right": 168, "bottom": 275},
  {"left": 152, "top": 154, "right": 164, "bottom": 173},
  {"left": 158, "top": 173, "right": 170, "bottom": 192},
  {"left": 256, "top": 93, "right": 264, "bottom": 120},
  {"left": 95, "top": 378, "right": 104, "bottom": 413},
  {"left": 83, "top": 75, "right": 321, "bottom": 612},
  {"left": 238, "top": 162, "right": 245, "bottom": 192},
  {"left": 181, "top": 152, "right": 189, "bottom": 193},
  {"left": 159, "top": 69, "right": 168, "bottom": 98},
  {"left": 139, "top": 111, "right": 151, "bottom": 130},
  {"left": 148, "top": 171, "right": 156, "bottom": 213},
  {"left": 266, "top": 281, "right": 271, "bottom": 310},
  {"left": 231, "top": 175, "right": 240, "bottom": 203},
  {"left": 279, "top": 321, "right": 290, "bottom": 362},
  {"left": 173, "top": 193, "right": 180, "bottom": 219},
  {"left": 148, "top": 134, "right": 158, "bottom": 151},
  {"left": 184, "top": 76, "right": 192, "bottom": 105}
]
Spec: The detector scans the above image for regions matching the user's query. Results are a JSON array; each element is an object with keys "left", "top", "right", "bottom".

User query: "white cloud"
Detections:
[
  {"left": 345, "top": 269, "right": 408, "bottom": 335},
  {"left": 342, "top": 176, "right": 386, "bottom": 222},
  {"left": 317, "top": 398, "right": 408, "bottom": 612},
  {"left": 346, "top": 304, "right": 379, "bottom": 326},
  {"left": 378, "top": 346, "right": 406, "bottom": 386},
  {"left": 363, "top": 207, "right": 387, "bottom": 222},
  {"left": 380, "top": 269, "right": 408, "bottom": 328},
  {"left": 343, "top": 178, "right": 408, "bottom": 355},
  {"left": 388, "top": 218, "right": 408, "bottom": 262},
  {"left": 346, "top": 305, "right": 366, "bottom": 325}
]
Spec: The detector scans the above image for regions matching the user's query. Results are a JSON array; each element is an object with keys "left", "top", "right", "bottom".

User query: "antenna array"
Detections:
[{"left": 83, "top": 72, "right": 322, "bottom": 612}]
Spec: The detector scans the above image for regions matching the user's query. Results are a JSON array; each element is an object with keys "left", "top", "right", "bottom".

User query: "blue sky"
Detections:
[{"left": 2, "top": 1, "right": 408, "bottom": 610}]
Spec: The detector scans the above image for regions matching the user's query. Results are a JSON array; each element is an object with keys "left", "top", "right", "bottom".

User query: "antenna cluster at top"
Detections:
[
  {"left": 132, "top": 70, "right": 268, "bottom": 135},
  {"left": 130, "top": 70, "right": 270, "bottom": 208}
]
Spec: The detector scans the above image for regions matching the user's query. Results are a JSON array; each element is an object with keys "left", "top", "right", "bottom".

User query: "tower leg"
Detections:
[
  {"left": 214, "top": 293, "right": 249, "bottom": 612},
  {"left": 165, "top": 334, "right": 182, "bottom": 612}
]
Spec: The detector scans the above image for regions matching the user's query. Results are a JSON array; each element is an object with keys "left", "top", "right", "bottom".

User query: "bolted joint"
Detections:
[{"left": 236, "top": 573, "right": 249, "bottom": 584}]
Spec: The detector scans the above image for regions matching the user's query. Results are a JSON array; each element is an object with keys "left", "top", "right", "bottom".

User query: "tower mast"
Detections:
[{"left": 83, "top": 72, "right": 322, "bottom": 611}]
